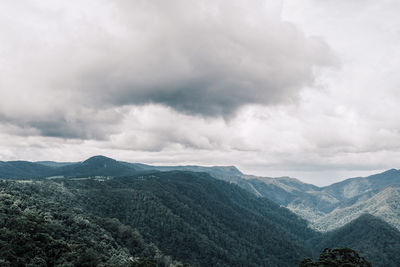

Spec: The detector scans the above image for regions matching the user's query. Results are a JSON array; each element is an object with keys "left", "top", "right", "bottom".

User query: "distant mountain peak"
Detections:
[
  {"left": 215, "top": 165, "right": 243, "bottom": 175},
  {"left": 382, "top": 168, "right": 400, "bottom": 174},
  {"left": 82, "top": 155, "right": 117, "bottom": 165}
]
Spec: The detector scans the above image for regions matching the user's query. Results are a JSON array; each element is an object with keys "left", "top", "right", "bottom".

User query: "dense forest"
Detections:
[
  {"left": 314, "top": 214, "right": 400, "bottom": 266},
  {"left": 62, "top": 171, "right": 316, "bottom": 266},
  {"left": 0, "top": 179, "right": 182, "bottom": 266},
  {"left": 1, "top": 166, "right": 400, "bottom": 265},
  {"left": 298, "top": 248, "right": 372, "bottom": 266}
]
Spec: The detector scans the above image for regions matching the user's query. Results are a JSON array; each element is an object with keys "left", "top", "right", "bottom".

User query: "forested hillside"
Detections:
[
  {"left": 299, "top": 248, "right": 372, "bottom": 267},
  {"left": 0, "top": 180, "right": 179, "bottom": 266},
  {"left": 0, "top": 171, "right": 317, "bottom": 266},
  {"left": 58, "top": 171, "right": 315, "bottom": 266},
  {"left": 314, "top": 214, "right": 400, "bottom": 267},
  {"left": 1, "top": 162, "right": 400, "bottom": 266}
]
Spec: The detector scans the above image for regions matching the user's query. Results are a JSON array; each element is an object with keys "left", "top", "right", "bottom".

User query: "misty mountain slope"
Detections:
[
  {"left": 235, "top": 169, "right": 400, "bottom": 232},
  {"left": 315, "top": 214, "right": 400, "bottom": 267},
  {"left": 311, "top": 186, "right": 400, "bottom": 231},
  {"left": 205, "top": 174, "right": 341, "bottom": 222},
  {"left": 143, "top": 163, "right": 342, "bottom": 221},
  {"left": 172, "top": 166, "right": 343, "bottom": 220},
  {"left": 36, "top": 161, "right": 75, "bottom": 168},
  {"left": 62, "top": 171, "right": 315, "bottom": 266},
  {"left": 126, "top": 162, "right": 245, "bottom": 183},
  {"left": 299, "top": 169, "right": 400, "bottom": 231},
  {"left": 241, "top": 178, "right": 339, "bottom": 213},
  {"left": 321, "top": 169, "right": 400, "bottom": 200}
]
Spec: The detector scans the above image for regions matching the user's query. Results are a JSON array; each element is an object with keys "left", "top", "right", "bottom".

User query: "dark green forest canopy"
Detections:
[
  {"left": 0, "top": 180, "right": 180, "bottom": 266},
  {"left": 314, "top": 213, "right": 400, "bottom": 266},
  {"left": 1, "top": 171, "right": 400, "bottom": 266},
  {"left": 60, "top": 171, "right": 315, "bottom": 266},
  {"left": 299, "top": 248, "right": 372, "bottom": 267}
]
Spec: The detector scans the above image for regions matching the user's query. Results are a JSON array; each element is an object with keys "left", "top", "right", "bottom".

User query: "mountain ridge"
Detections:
[
  {"left": 1, "top": 157, "right": 400, "bottom": 265},
  {"left": 2, "top": 155, "right": 400, "bottom": 233}
]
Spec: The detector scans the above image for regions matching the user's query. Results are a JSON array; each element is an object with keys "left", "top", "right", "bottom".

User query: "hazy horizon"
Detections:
[{"left": 0, "top": 154, "right": 390, "bottom": 187}]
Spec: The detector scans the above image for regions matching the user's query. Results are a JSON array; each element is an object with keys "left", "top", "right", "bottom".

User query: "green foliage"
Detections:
[
  {"left": 0, "top": 180, "right": 178, "bottom": 266},
  {"left": 0, "top": 161, "right": 55, "bottom": 179},
  {"left": 298, "top": 248, "right": 372, "bottom": 267},
  {"left": 1, "top": 170, "right": 400, "bottom": 266},
  {"left": 0, "top": 156, "right": 139, "bottom": 179},
  {"left": 314, "top": 214, "right": 400, "bottom": 266},
  {"left": 60, "top": 171, "right": 315, "bottom": 266},
  {"left": 130, "top": 257, "right": 157, "bottom": 267},
  {"left": 0, "top": 172, "right": 315, "bottom": 266}
]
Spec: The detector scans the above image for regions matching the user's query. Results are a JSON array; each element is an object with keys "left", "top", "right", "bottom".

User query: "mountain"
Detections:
[
  {"left": 0, "top": 171, "right": 316, "bottom": 266},
  {"left": 194, "top": 167, "right": 400, "bottom": 237},
  {"left": 0, "top": 156, "right": 141, "bottom": 179},
  {"left": 226, "top": 169, "right": 400, "bottom": 233},
  {"left": 314, "top": 214, "right": 400, "bottom": 267},
  {"left": 0, "top": 179, "right": 179, "bottom": 266},
  {"left": 322, "top": 169, "right": 400, "bottom": 200},
  {"left": 299, "top": 248, "right": 372, "bottom": 267},
  {"left": 126, "top": 162, "right": 245, "bottom": 183},
  {"left": 1, "top": 165, "right": 400, "bottom": 266},
  {"left": 0, "top": 160, "right": 55, "bottom": 179},
  {"left": 0, "top": 156, "right": 243, "bottom": 181},
  {"left": 2, "top": 156, "right": 400, "bottom": 234},
  {"left": 35, "top": 161, "right": 75, "bottom": 168},
  {"left": 127, "top": 162, "right": 341, "bottom": 222},
  {"left": 51, "top": 155, "right": 139, "bottom": 178},
  {"left": 61, "top": 171, "right": 316, "bottom": 266},
  {"left": 302, "top": 170, "right": 400, "bottom": 232},
  {"left": 311, "top": 186, "right": 400, "bottom": 231},
  {"left": 236, "top": 177, "right": 337, "bottom": 217}
]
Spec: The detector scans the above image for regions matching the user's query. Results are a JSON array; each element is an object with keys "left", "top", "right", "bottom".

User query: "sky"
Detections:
[{"left": 0, "top": 0, "right": 399, "bottom": 186}]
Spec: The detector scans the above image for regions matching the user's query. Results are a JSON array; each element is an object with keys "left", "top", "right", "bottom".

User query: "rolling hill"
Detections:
[
  {"left": 1, "top": 160, "right": 400, "bottom": 266},
  {"left": 2, "top": 156, "right": 400, "bottom": 234},
  {"left": 61, "top": 171, "right": 315, "bottom": 266},
  {"left": 314, "top": 214, "right": 400, "bottom": 267},
  {"left": 0, "top": 160, "right": 55, "bottom": 179}
]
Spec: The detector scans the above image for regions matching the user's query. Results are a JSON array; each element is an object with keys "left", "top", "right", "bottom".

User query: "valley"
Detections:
[{"left": 1, "top": 156, "right": 400, "bottom": 266}]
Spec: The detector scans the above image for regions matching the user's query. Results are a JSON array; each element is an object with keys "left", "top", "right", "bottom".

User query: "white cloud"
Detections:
[{"left": 0, "top": 0, "right": 333, "bottom": 138}]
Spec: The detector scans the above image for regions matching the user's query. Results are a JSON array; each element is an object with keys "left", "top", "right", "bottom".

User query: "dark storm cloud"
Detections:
[
  {"left": 77, "top": 0, "right": 335, "bottom": 117},
  {"left": 28, "top": 120, "right": 107, "bottom": 140},
  {"left": 0, "top": 0, "right": 335, "bottom": 140},
  {"left": 0, "top": 108, "right": 123, "bottom": 140}
]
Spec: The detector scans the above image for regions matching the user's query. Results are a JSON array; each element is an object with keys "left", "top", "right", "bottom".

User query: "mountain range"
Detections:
[
  {"left": 229, "top": 168, "right": 400, "bottom": 233},
  {"left": 1, "top": 155, "right": 400, "bottom": 266},
  {"left": 1, "top": 155, "right": 400, "bottom": 232}
]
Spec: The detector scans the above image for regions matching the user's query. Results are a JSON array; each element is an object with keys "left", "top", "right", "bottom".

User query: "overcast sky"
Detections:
[{"left": 0, "top": 0, "right": 399, "bottom": 185}]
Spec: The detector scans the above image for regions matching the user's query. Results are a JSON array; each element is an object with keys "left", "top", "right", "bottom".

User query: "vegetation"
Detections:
[
  {"left": 314, "top": 214, "right": 400, "bottom": 266},
  {"left": 61, "top": 171, "right": 315, "bottom": 266},
  {"left": 0, "top": 180, "right": 180, "bottom": 266},
  {"left": 1, "top": 162, "right": 400, "bottom": 266},
  {"left": 299, "top": 248, "right": 371, "bottom": 267}
]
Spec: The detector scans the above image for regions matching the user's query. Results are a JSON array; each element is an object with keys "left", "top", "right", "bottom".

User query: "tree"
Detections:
[{"left": 298, "top": 248, "right": 372, "bottom": 267}]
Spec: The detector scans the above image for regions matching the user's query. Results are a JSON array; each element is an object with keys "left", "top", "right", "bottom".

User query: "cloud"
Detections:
[
  {"left": 0, "top": 107, "right": 125, "bottom": 140},
  {"left": 0, "top": 0, "right": 334, "bottom": 140},
  {"left": 80, "top": 0, "right": 335, "bottom": 117},
  {"left": 5, "top": 0, "right": 400, "bottom": 186},
  {"left": 106, "top": 104, "right": 254, "bottom": 152}
]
